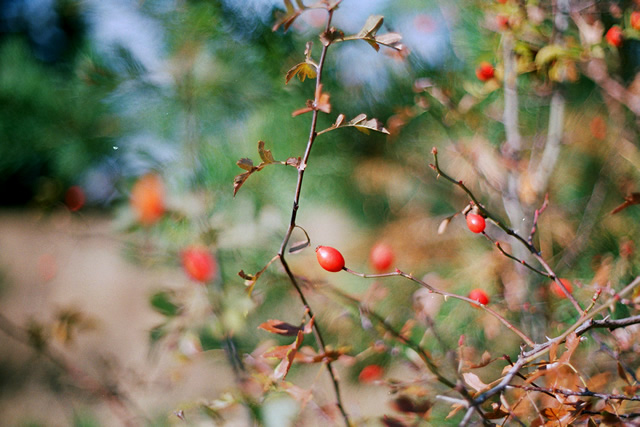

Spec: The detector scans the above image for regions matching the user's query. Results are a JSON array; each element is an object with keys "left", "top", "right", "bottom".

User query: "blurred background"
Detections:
[{"left": 1, "top": 0, "right": 639, "bottom": 425}]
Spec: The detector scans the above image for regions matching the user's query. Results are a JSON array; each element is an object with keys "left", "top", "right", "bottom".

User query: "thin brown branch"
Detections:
[
  {"left": 343, "top": 267, "right": 535, "bottom": 348},
  {"left": 482, "top": 232, "right": 551, "bottom": 278},
  {"left": 470, "top": 276, "right": 640, "bottom": 411},
  {"left": 327, "top": 286, "right": 491, "bottom": 425},
  {"left": 430, "top": 148, "right": 539, "bottom": 255},
  {"left": 274, "top": 8, "right": 350, "bottom": 425},
  {"left": 509, "top": 384, "right": 640, "bottom": 402},
  {"left": 528, "top": 193, "right": 549, "bottom": 246},
  {"left": 431, "top": 148, "right": 585, "bottom": 315}
]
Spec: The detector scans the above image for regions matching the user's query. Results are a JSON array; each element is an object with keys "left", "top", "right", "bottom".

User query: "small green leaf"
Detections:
[{"left": 150, "top": 291, "right": 179, "bottom": 317}]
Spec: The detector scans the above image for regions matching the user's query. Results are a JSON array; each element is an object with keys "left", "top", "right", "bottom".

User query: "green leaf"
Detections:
[
  {"left": 150, "top": 291, "right": 179, "bottom": 317},
  {"left": 149, "top": 324, "right": 167, "bottom": 344}
]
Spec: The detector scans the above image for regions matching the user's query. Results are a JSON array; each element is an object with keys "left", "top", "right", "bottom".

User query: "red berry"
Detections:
[
  {"left": 632, "top": 12, "right": 640, "bottom": 31},
  {"left": 466, "top": 213, "right": 486, "bottom": 233},
  {"left": 605, "top": 26, "right": 623, "bottom": 48},
  {"left": 64, "top": 186, "right": 85, "bottom": 212},
  {"left": 130, "top": 173, "right": 165, "bottom": 225},
  {"left": 496, "top": 15, "right": 509, "bottom": 30},
  {"left": 358, "top": 364, "right": 384, "bottom": 383},
  {"left": 316, "top": 246, "right": 345, "bottom": 272},
  {"left": 475, "top": 62, "right": 495, "bottom": 81},
  {"left": 550, "top": 278, "right": 573, "bottom": 299},
  {"left": 370, "top": 243, "right": 394, "bottom": 272},
  {"left": 496, "top": 0, "right": 507, "bottom": 3},
  {"left": 182, "top": 246, "right": 217, "bottom": 283},
  {"left": 469, "top": 288, "right": 489, "bottom": 306}
]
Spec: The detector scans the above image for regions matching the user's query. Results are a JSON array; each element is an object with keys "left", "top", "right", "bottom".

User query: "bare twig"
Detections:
[
  {"left": 468, "top": 276, "right": 640, "bottom": 415},
  {"left": 528, "top": 193, "right": 549, "bottom": 246},
  {"left": 509, "top": 384, "right": 640, "bottom": 402},
  {"left": 0, "top": 312, "right": 146, "bottom": 426},
  {"left": 430, "top": 148, "right": 539, "bottom": 255},
  {"left": 328, "top": 286, "right": 490, "bottom": 424},
  {"left": 431, "top": 148, "right": 584, "bottom": 314},
  {"left": 343, "top": 267, "right": 535, "bottom": 348}
]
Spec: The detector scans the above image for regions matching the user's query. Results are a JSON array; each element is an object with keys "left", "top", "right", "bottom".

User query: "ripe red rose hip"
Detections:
[
  {"left": 605, "top": 26, "right": 623, "bottom": 47},
  {"left": 632, "top": 12, "right": 640, "bottom": 31},
  {"left": 316, "top": 246, "right": 345, "bottom": 272},
  {"left": 550, "top": 278, "right": 573, "bottom": 299},
  {"left": 370, "top": 243, "right": 394, "bottom": 272},
  {"left": 182, "top": 246, "right": 217, "bottom": 283},
  {"left": 469, "top": 288, "right": 489, "bottom": 306},
  {"left": 475, "top": 62, "right": 495, "bottom": 81},
  {"left": 466, "top": 213, "right": 486, "bottom": 233}
]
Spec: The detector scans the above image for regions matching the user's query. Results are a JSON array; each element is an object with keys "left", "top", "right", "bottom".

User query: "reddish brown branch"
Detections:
[{"left": 509, "top": 384, "right": 640, "bottom": 402}]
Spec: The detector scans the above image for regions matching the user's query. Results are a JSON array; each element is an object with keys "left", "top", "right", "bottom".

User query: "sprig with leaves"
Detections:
[{"left": 233, "top": 2, "right": 402, "bottom": 424}]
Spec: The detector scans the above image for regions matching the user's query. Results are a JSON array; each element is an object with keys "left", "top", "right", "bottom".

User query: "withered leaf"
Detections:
[
  {"left": 320, "top": 27, "right": 344, "bottom": 46},
  {"left": 357, "top": 15, "right": 384, "bottom": 39},
  {"left": 259, "top": 319, "right": 304, "bottom": 336},
  {"left": 237, "top": 158, "right": 255, "bottom": 171},
  {"left": 463, "top": 372, "right": 488, "bottom": 393},
  {"left": 285, "top": 157, "right": 301, "bottom": 168},
  {"left": 233, "top": 172, "right": 252, "bottom": 197},
  {"left": 238, "top": 270, "right": 256, "bottom": 281},
  {"left": 285, "top": 61, "right": 317, "bottom": 84},
  {"left": 375, "top": 32, "right": 403, "bottom": 47},
  {"left": 273, "top": 331, "right": 304, "bottom": 380},
  {"left": 390, "top": 395, "right": 432, "bottom": 415},
  {"left": 617, "top": 362, "right": 631, "bottom": 385},
  {"left": 258, "top": 140, "right": 275, "bottom": 163}
]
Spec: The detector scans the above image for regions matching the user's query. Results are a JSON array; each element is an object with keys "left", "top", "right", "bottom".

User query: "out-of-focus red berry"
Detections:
[
  {"left": 182, "top": 246, "right": 217, "bottom": 283},
  {"left": 359, "top": 364, "right": 384, "bottom": 383},
  {"left": 631, "top": 12, "right": 640, "bottom": 31},
  {"left": 605, "top": 26, "right": 623, "bottom": 47},
  {"left": 65, "top": 186, "right": 85, "bottom": 212},
  {"left": 369, "top": 243, "right": 394, "bottom": 272},
  {"left": 550, "top": 278, "right": 573, "bottom": 299},
  {"left": 475, "top": 62, "right": 495, "bottom": 81},
  {"left": 130, "top": 173, "right": 165, "bottom": 225}
]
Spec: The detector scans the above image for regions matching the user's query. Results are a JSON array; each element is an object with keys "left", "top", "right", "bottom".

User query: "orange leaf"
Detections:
[{"left": 285, "top": 62, "right": 317, "bottom": 84}]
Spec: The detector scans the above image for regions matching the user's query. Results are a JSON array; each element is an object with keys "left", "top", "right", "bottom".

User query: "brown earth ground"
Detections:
[{"left": 0, "top": 210, "right": 392, "bottom": 426}]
